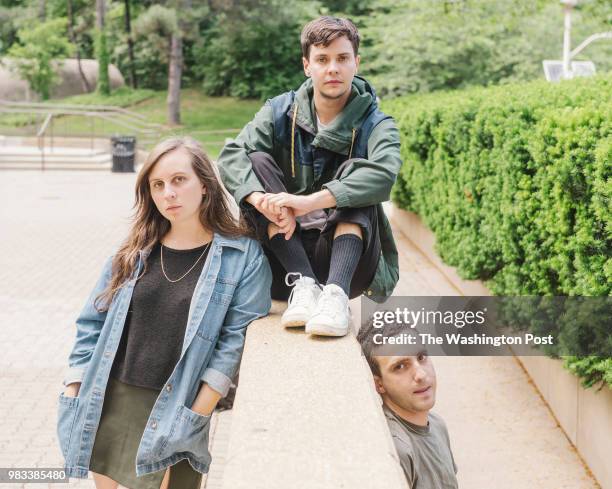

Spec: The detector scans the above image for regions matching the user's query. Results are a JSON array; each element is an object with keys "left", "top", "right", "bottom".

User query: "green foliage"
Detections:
[
  {"left": 6, "top": 18, "right": 71, "bottom": 100},
  {"left": 361, "top": 0, "right": 612, "bottom": 97},
  {"left": 95, "top": 27, "right": 111, "bottom": 96},
  {"left": 0, "top": 4, "right": 24, "bottom": 54},
  {"left": 193, "top": 0, "right": 319, "bottom": 99},
  {"left": 59, "top": 86, "right": 155, "bottom": 106},
  {"left": 384, "top": 74, "right": 612, "bottom": 388},
  {"left": 120, "top": 4, "right": 177, "bottom": 89},
  {"left": 565, "top": 356, "right": 612, "bottom": 389}
]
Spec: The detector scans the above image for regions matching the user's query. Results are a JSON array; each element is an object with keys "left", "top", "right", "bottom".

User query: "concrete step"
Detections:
[
  {"left": 0, "top": 144, "right": 113, "bottom": 170},
  {"left": 0, "top": 161, "right": 112, "bottom": 171},
  {"left": 0, "top": 145, "right": 109, "bottom": 156}
]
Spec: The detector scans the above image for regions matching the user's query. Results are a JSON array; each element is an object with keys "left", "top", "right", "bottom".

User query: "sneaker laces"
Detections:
[{"left": 285, "top": 273, "right": 318, "bottom": 308}]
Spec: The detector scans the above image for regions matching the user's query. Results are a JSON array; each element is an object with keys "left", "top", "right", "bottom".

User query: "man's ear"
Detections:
[
  {"left": 355, "top": 54, "right": 360, "bottom": 74},
  {"left": 302, "top": 57, "right": 311, "bottom": 77},
  {"left": 374, "top": 375, "right": 386, "bottom": 395}
]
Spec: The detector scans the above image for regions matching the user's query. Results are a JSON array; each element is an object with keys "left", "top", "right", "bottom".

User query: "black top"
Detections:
[{"left": 111, "top": 241, "right": 211, "bottom": 390}]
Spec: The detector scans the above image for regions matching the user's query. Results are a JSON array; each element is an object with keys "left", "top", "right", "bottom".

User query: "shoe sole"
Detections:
[
  {"left": 281, "top": 313, "right": 310, "bottom": 328},
  {"left": 305, "top": 323, "right": 349, "bottom": 337},
  {"left": 282, "top": 319, "right": 307, "bottom": 328}
]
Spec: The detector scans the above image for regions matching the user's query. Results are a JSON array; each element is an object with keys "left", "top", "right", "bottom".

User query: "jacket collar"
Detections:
[{"left": 290, "top": 75, "right": 377, "bottom": 154}]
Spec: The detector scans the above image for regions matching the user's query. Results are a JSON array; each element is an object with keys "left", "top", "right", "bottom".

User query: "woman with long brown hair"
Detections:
[{"left": 57, "top": 137, "right": 271, "bottom": 489}]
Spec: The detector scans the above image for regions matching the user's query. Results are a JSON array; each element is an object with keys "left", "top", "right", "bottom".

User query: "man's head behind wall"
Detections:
[
  {"left": 358, "top": 319, "right": 437, "bottom": 424},
  {"left": 301, "top": 16, "right": 361, "bottom": 102}
]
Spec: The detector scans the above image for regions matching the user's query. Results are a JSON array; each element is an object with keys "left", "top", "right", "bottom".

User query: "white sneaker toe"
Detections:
[
  {"left": 280, "top": 274, "right": 321, "bottom": 328},
  {"left": 305, "top": 284, "right": 350, "bottom": 337}
]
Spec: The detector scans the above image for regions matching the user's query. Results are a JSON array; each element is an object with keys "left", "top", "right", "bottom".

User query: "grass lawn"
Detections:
[{"left": 0, "top": 88, "right": 262, "bottom": 158}]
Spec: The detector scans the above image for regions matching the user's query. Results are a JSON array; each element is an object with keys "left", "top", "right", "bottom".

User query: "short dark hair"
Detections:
[
  {"left": 300, "top": 16, "right": 360, "bottom": 59},
  {"left": 357, "top": 317, "right": 406, "bottom": 378}
]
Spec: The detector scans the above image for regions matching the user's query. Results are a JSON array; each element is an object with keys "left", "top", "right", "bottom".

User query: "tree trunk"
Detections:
[
  {"left": 124, "top": 0, "right": 137, "bottom": 88},
  {"left": 67, "top": 0, "right": 92, "bottom": 93},
  {"left": 95, "top": 0, "right": 110, "bottom": 95},
  {"left": 167, "top": 33, "right": 183, "bottom": 125},
  {"left": 38, "top": 0, "right": 46, "bottom": 21},
  {"left": 96, "top": 0, "right": 105, "bottom": 29}
]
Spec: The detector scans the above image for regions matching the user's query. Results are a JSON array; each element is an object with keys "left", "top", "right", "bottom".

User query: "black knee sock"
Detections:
[
  {"left": 327, "top": 234, "right": 363, "bottom": 296},
  {"left": 267, "top": 233, "right": 316, "bottom": 280}
]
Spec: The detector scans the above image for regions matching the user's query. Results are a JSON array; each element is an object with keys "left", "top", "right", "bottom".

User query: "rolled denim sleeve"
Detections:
[
  {"left": 63, "top": 256, "right": 114, "bottom": 386},
  {"left": 201, "top": 246, "right": 272, "bottom": 396}
]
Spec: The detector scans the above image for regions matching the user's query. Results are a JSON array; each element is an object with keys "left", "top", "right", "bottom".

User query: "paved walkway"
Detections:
[{"left": 0, "top": 171, "right": 598, "bottom": 488}]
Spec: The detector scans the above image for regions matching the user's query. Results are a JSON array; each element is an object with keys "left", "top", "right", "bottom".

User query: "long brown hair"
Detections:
[{"left": 95, "top": 136, "right": 247, "bottom": 311}]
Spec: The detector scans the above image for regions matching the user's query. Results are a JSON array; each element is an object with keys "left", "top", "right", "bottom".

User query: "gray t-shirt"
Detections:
[
  {"left": 295, "top": 111, "right": 338, "bottom": 232},
  {"left": 384, "top": 405, "right": 458, "bottom": 489}
]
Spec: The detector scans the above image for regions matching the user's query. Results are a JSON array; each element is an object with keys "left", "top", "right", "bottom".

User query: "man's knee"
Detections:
[
  {"left": 334, "top": 221, "right": 363, "bottom": 239},
  {"left": 248, "top": 151, "right": 276, "bottom": 172}
]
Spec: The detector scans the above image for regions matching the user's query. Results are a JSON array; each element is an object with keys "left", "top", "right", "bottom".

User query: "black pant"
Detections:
[{"left": 241, "top": 152, "right": 381, "bottom": 300}]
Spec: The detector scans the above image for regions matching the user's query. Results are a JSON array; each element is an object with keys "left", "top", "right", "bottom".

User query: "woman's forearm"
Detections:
[{"left": 191, "top": 383, "right": 222, "bottom": 415}]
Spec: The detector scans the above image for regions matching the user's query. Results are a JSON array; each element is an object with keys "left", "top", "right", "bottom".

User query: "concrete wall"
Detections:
[
  {"left": 388, "top": 205, "right": 612, "bottom": 489},
  {"left": 221, "top": 301, "right": 409, "bottom": 489},
  {"left": 0, "top": 58, "right": 125, "bottom": 101}
]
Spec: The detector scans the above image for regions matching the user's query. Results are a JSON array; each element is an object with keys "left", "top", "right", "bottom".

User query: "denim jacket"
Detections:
[{"left": 57, "top": 233, "right": 272, "bottom": 478}]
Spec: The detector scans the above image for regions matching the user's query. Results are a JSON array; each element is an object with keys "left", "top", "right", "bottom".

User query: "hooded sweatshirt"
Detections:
[{"left": 217, "top": 75, "right": 401, "bottom": 298}]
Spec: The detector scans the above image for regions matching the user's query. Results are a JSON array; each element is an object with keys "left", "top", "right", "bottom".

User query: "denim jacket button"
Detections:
[
  {"left": 151, "top": 420, "right": 157, "bottom": 429},
  {"left": 166, "top": 384, "right": 172, "bottom": 392}
]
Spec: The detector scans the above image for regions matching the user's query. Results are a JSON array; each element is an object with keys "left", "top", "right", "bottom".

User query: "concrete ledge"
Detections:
[
  {"left": 221, "top": 301, "right": 408, "bottom": 489},
  {"left": 387, "top": 204, "right": 612, "bottom": 489}
]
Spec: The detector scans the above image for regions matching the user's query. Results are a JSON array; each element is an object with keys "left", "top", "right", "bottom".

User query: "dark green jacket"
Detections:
[{"left": 217, "top": 76, "right": 401, "bottom": 299}]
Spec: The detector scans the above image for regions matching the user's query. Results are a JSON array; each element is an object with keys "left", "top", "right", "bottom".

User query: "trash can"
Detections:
[{"left": 111, "top": 136, "right": 137, "bottom": 173}]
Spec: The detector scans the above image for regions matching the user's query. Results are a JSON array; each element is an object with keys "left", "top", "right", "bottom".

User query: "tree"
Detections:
[
  {"left": 193, "top": 0, "right": 318, "bottom": 99},
  {"left": 359, "top": 0, "right": 612, "bottom": 97},
  {"left": 166, "top": 19, "right": 182, "bottom": 125},
  {"left": 95, "top": 0, "right": 110, "bottom": 95},
  {"left": 133, "top": 1, "right": 206, "bottom": 124},
  {"left": 66, "top": 0, "right": 91, "bottom": 92},
  {"left": 7, "top": 18, "right": 71, "bottom": 100},
  {"left": 124, "top": 0, "right": 137, "bottom": 88},
  {"left": 133, "top": 4, "right": 179, "bottom": 122}
]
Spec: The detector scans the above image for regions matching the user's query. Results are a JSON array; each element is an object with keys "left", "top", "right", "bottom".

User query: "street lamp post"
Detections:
[{"left": 561, "top": 0, "right": 578, "bottom": 79}]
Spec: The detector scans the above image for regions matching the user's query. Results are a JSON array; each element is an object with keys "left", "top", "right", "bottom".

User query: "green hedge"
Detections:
[{"left": 383, "top": 74, "right": 611, "bottom": 388}]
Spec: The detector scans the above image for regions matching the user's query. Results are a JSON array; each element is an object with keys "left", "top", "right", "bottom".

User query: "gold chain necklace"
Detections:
[{"left": 160, "top": 241, "right": 212, "bottom": 283}]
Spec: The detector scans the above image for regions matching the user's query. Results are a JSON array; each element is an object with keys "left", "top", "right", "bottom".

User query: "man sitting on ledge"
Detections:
[
  {"left": 357, "top": 320, "right": 459, "bottom": 488},
  {"left": 217, "top": 16, "right": 401, "bottom": 337}
]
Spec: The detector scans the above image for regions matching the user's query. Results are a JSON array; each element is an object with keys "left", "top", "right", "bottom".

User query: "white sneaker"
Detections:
[
  {"left": 305, "top": 284, "right": 350, "bottom": 337},
  {"left": 281, "top": 273, "right": 321, "bottom": 328}
]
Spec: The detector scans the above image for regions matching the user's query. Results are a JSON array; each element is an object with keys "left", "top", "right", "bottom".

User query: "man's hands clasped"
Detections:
[{"left": 247, "top": 191, "right": 315, "bottom": 240}]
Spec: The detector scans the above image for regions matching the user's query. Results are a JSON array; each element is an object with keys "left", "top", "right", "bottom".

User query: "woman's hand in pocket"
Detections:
[
  {"left": 63, "top": 382, "right": 81, "bottom": 398},
  {"left": 190, "top": 382, "right": 222, "bottom": 416}
]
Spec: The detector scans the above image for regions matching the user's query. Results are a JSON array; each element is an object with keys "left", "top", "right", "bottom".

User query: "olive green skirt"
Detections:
[{"left": 90, "top": 377, "right": 203, "bottom": 489}]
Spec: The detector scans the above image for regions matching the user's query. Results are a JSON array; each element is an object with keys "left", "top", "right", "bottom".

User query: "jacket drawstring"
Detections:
[
  {"left": 349, "top": 128, "right": 356, "bottom": 159},
  {"left": 291, "top": 104, "right": 298, "bottom": 178},
  {"left": 292, "top": 108, "right": 357, "bottom": 177}
]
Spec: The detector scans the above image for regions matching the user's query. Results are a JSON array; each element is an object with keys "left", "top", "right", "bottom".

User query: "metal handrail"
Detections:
[
  {"left": 0, "top": 106, "right": 164, "bottom": 135},
  {"left": 0, "top": 99, "right": 166, "bottom": 130},
  {"left": 37, "top": 113, "right": 53, "bottom": 171},
  {"left": 0, "top": 100, "right": 165, "bottom": 170},
  {"left": 37, "top": 113, "right": 53, "bottom": 138},
  {"left": 1, "top": 107, "right": 162, "bottom": 143}
]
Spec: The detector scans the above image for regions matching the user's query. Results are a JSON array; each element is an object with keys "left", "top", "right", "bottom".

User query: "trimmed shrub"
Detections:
[{"left": 383, "top": 74, "right": 611, "bottom": 388}]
